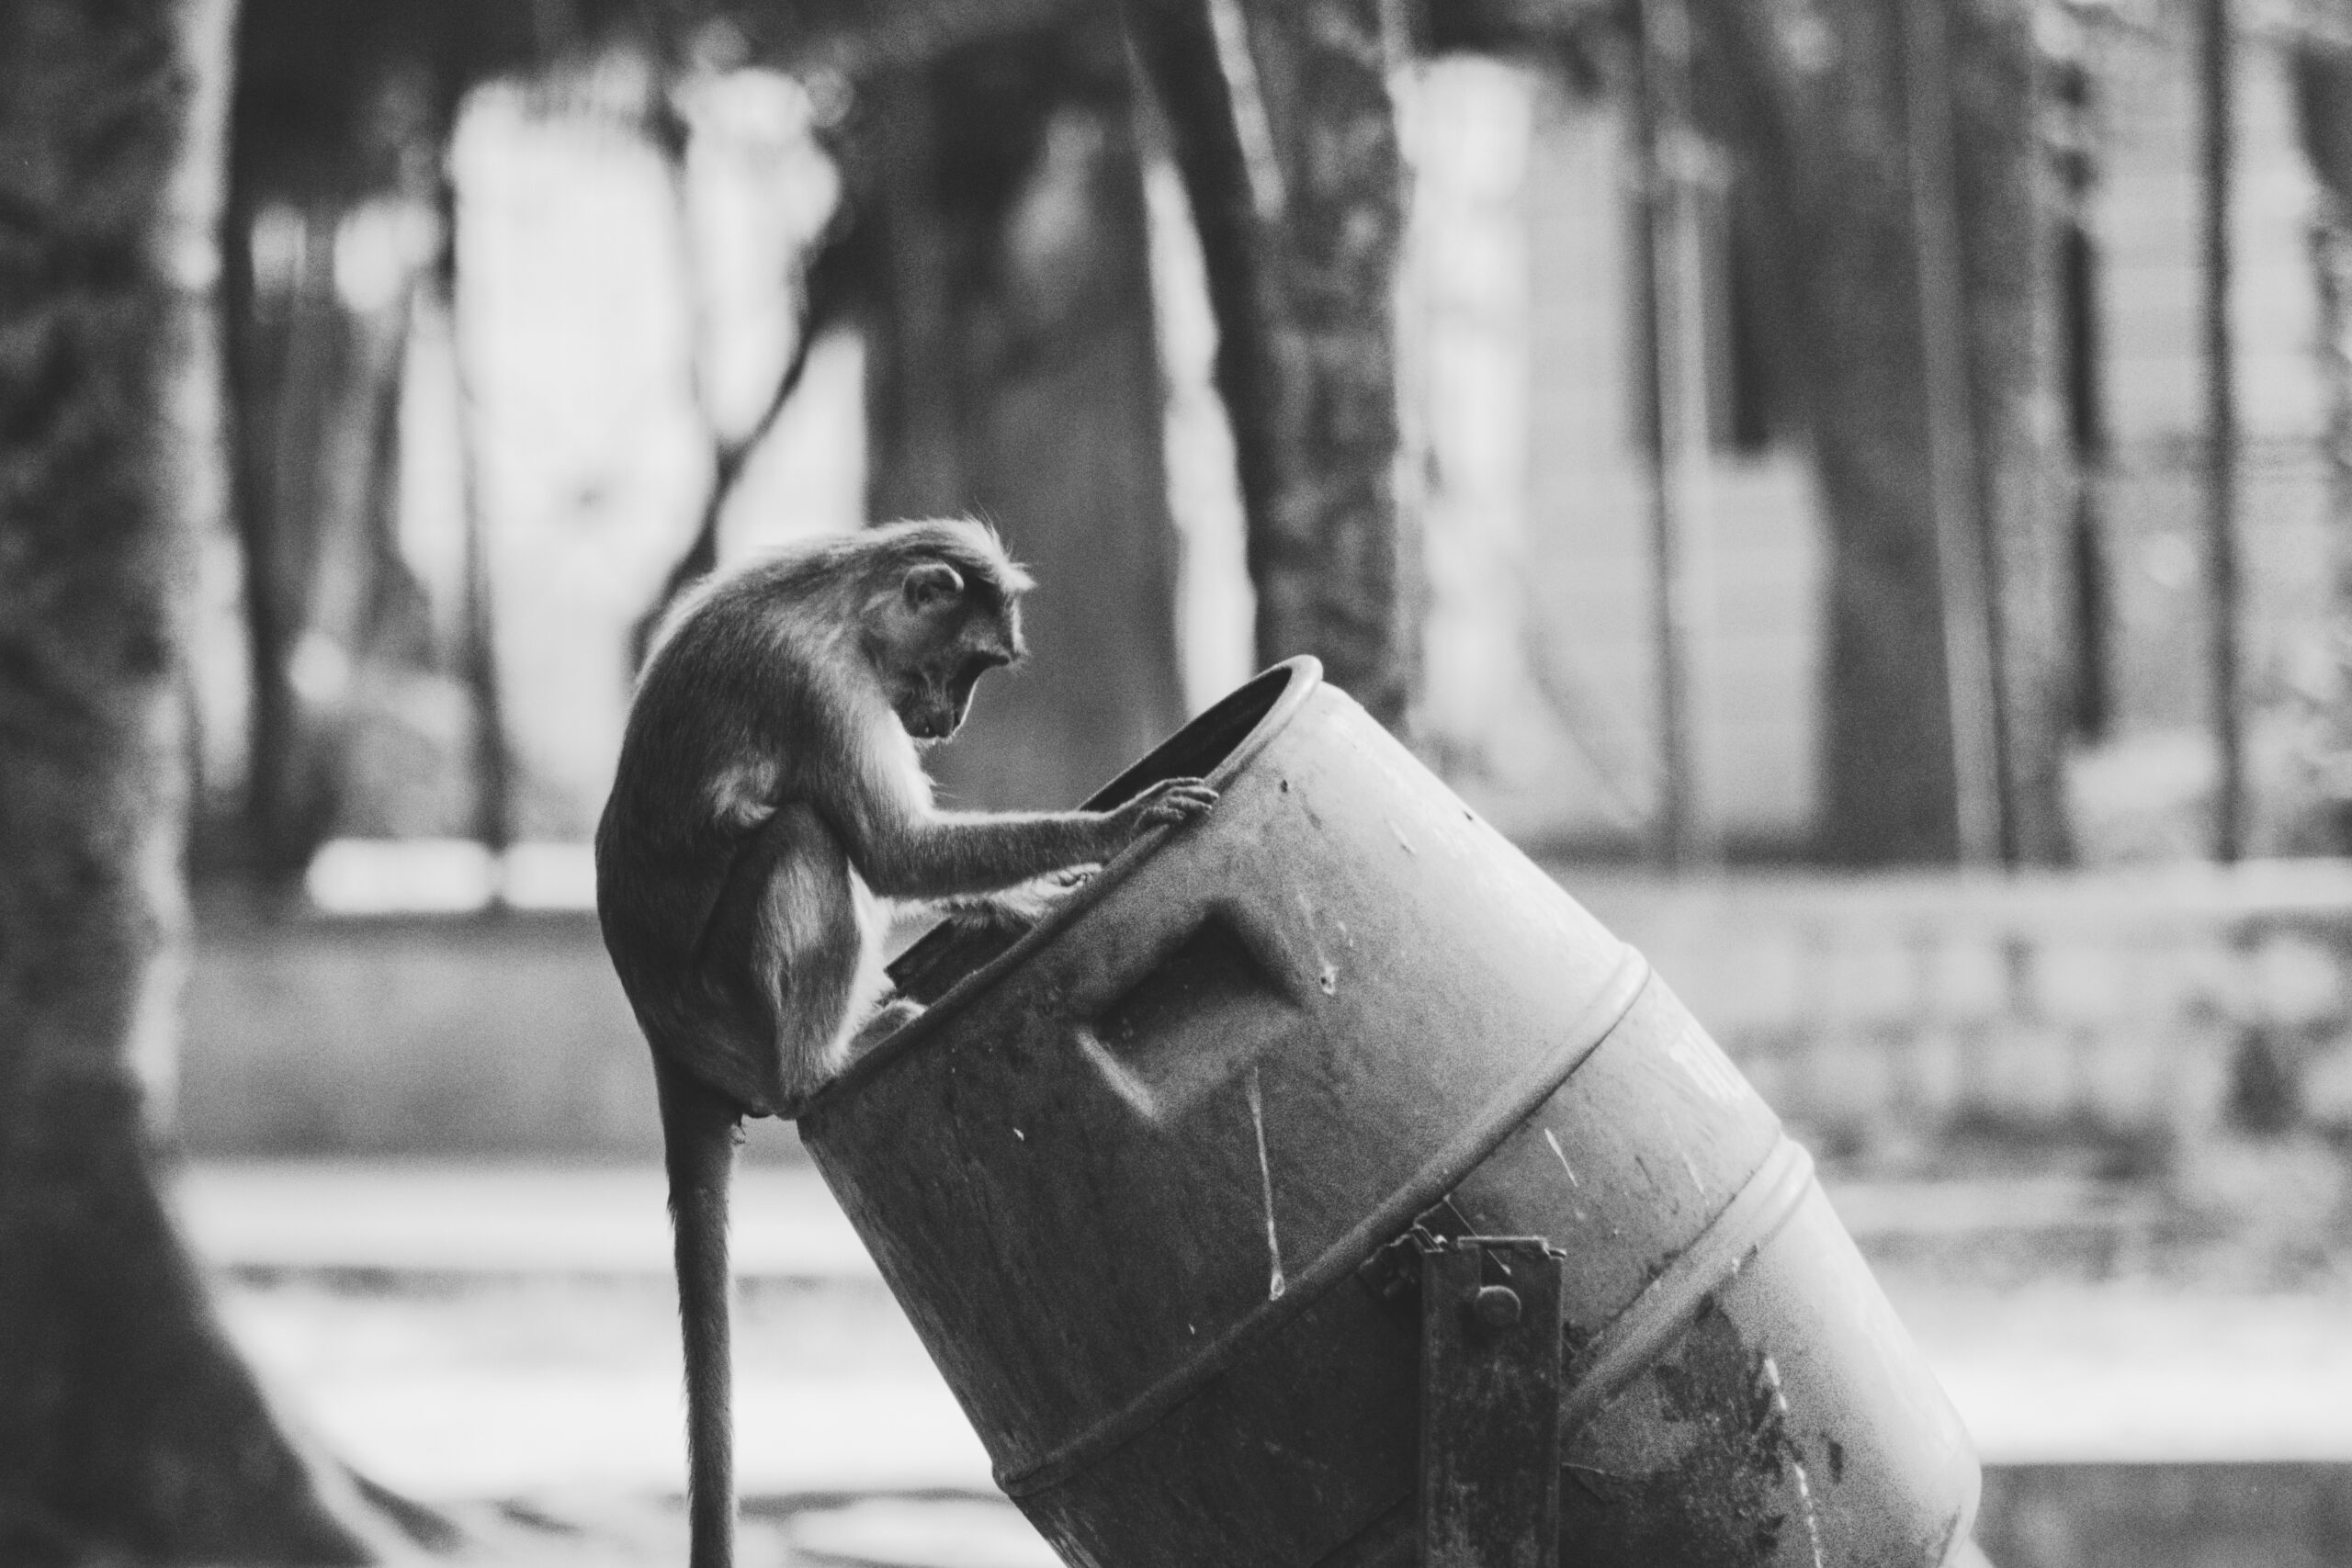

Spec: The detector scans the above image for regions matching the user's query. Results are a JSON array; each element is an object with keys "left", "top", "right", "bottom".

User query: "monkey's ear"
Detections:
[{"left": 903, "top": 561, "right": 965, "bottom": 610}]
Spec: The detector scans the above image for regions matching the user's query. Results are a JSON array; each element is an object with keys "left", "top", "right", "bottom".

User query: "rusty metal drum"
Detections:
[{"left": 797, "top": 659, "right": 1979, "bottom": 1568}]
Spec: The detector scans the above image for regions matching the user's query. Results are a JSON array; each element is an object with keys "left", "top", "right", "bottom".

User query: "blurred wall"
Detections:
[
  {"left": 178, "top": 907, "right": 806, "bottom": 1161},
  {"left": 180, "top": 863, "right": 2352, "bottom": 1172},
  {"left": 1409, "top": 62, "right": 1824, "bottom": 859}
]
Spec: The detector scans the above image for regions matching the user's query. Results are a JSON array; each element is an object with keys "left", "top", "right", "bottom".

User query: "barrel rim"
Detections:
[{"left": 800, "top": 656, "right": 1325, "bottom": 1121}]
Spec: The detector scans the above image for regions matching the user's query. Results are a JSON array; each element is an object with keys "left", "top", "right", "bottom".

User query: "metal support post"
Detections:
[{"left": 1419, "top": 1235, "right": 1566, "bottom": 1568}]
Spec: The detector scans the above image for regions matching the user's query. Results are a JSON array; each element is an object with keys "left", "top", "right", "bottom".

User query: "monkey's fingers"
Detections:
[{"left": 1140, "top": 784, "right": 1219, "bottom": 825}]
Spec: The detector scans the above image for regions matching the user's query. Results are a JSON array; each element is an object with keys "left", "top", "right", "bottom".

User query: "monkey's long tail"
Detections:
[{"left": 657, "top": 1055, "right": 743, "bottom": 1568}]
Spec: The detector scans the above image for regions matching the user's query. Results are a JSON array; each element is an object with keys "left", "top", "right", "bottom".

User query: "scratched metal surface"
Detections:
[
  {"left": 1419, "top": 1241, "right": 1565, "bottom": 1568},
  {"left": 801, "top": 660, "right": 1978, "bottom": 1568}
]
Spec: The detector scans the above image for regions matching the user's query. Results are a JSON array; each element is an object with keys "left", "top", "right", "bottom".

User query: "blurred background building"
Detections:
[{"left": 175, "top": 0, "right": 2352, "bottom": 1181}]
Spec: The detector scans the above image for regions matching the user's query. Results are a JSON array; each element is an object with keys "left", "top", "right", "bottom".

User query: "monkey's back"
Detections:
[
  {"left": 594, "top": 575, "right": 851, "bottom": 1108},
  {"left": 594, "top": 518, "right": 1037, "bottom": 1114}
]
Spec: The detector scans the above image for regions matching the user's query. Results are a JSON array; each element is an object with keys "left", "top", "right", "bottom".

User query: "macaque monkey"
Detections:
[{"left": 594, "top": 518, "right": 1216, "bottom": 1568}]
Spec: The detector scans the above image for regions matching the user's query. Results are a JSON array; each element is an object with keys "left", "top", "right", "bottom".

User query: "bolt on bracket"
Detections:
[{"left": 1418, "top": 1235, "right": 1566, "bottom": 1568}]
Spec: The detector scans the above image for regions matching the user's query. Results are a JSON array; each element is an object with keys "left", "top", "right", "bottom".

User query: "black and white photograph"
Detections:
[{"left": 4, "top": 0, "right": 2350, "bottom": 1563}]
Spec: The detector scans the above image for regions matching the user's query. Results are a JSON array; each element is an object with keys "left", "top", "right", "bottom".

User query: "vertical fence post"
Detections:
[
  {"left": 1902, "top": 0, "right": 2009, "bottom": 867},
  {"left": 2200, "top": 0, "right": 2245, "bottom": 863},
  {"left": 1633, "top": 0, "right": 1722, "bottom": 872}
]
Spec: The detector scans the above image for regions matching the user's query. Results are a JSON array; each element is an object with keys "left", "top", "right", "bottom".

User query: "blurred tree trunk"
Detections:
[
  {"left": 1695, "top": 0, "right": 2069, "bottom": 863},
  {"left": 2295, "top": 37, "right": 2352, "bottom": 847},
  {"left": 1124, "top": 0, "right": 1415, "bottom": 728},
  {"left": 630, "top": 98, "right": 851, "bottom": 672},
  {"left": 1966, "top": 0, "right": 2072, "bottom": 866},
  {"left": 221, "top": 193, "right": 369, "bottom": 875},
  {"left": 0, "top": 1, "right": 435, "bottom": 1558},
  {"left": 861, "top": 17, "right": 1190, "bottom": 807},
  {"left": 221, "top": 51, "right": 445, "bottom": 879}
]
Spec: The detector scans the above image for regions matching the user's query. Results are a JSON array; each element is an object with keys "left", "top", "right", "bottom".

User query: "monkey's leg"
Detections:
[
  {"left": 696, "top": 805, "right": 869, "bottom": 1116},
  {"left": 758, "top": 808, "right": 876, "bottom": 1105},
  {"left": 655, "top": 1055, "right": 744, "bottom": 1568}
]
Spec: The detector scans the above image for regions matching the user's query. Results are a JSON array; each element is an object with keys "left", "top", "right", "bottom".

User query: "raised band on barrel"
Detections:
[
  {"left": 1557, "top": 1134, "right": 1815, "bottom": 1438},
  {"left": 999, "top": 948, "right": 1655, "bottom": 1497}
]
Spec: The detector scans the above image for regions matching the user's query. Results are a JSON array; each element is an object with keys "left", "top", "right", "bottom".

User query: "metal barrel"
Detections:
[{"left": 799, "top": 660, "right": 1979, "bottom": 1568}]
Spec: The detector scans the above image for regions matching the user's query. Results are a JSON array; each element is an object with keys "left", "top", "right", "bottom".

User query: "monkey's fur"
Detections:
[{"left": 594, "top": 518, "right": 1215, "bottom": 1568}]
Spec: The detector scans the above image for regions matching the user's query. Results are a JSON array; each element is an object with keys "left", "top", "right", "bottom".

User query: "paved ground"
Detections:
[{"left": 170, "top": 1159, "right": 2352, "bottom": 1565}]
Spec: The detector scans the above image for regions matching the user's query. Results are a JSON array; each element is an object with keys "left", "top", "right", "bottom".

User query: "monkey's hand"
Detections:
[{"left": 1113, "top": 777, "right": 1218, "bottom": 840}]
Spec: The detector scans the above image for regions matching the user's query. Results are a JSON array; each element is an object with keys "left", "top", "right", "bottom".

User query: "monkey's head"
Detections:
[{"left": 863, "top": 521, "right": 1034, "bottom": 743}]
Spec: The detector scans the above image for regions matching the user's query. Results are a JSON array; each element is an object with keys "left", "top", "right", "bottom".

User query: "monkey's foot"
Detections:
[
  {"left": 850, "top": 995, "right": 925, "bottom": 1052},
  {"left": 945, "top": 874, "right": 1091, "bottom": 934}
]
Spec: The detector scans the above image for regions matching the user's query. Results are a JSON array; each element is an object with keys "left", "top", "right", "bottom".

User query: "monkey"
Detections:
[{"left": 592, "top": 518, "right": 1216, "bottom": 1568}]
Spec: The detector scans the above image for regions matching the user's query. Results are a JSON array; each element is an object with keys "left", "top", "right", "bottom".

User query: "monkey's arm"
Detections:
[
  {"left": 814, "top": 730, "right": 1216, "bottom": 902},
  {"left": 843, "top": 799, "right": 1205, "bottom": 900}
]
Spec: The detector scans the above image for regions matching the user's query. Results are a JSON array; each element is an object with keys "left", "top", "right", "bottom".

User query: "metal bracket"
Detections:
[{"left": 1419, "top": 1235, "right": 1565, "bottom": 1568}]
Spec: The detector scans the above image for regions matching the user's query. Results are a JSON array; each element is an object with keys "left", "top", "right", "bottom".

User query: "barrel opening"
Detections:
[
  {"left": 886, "top": 661, "right": 1310, "bottom": 1007},
  {"left": 1080, "top": 660, "right": 1305, "bottom": 810}
]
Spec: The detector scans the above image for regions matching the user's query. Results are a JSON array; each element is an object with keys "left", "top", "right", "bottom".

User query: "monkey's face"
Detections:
[{"left": 880, "top": 561, "right": 1023, "bottom": 743}]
